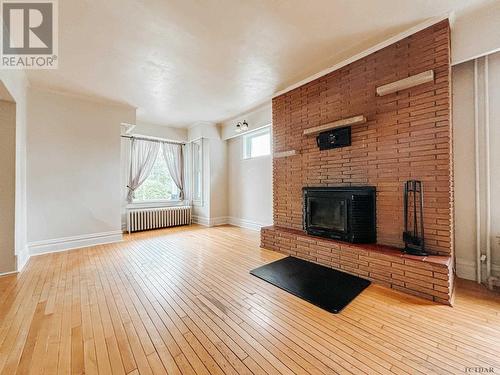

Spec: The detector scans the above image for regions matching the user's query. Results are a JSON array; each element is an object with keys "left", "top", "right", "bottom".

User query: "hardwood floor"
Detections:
[{"left": 1, "top": 225, "right": 499, "bottom": 375}]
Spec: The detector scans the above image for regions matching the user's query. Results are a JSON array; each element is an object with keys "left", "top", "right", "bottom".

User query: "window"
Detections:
[
  {"left": 243, "top": 127, "right": 271, "bottom": 159},
  {"left": 134, "top": 148, "right": 179, "bottom": 201},
  {"left": 192, "top": 140, "right": 203, "bottom": 203}
]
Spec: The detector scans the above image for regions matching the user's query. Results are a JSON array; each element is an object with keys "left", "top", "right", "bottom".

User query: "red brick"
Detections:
[
  {"left": 261, "top": 226, "right": 453, "bottom": 304},
  {"left": 262, "top": 20, "right": 453, "bottom": 305}
]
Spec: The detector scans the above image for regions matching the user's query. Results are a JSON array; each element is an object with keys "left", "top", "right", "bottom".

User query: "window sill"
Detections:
[{"left": 127, "top": 200, "right": 185, "bottom": 209}]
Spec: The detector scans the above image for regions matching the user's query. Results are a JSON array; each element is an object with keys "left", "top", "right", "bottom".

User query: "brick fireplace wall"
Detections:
[
  {"left": 261, "top": 21, "right": 454, "bottom": 304},
  {"left": 270, "top": 20, "right": 452, "bottom": 256}
]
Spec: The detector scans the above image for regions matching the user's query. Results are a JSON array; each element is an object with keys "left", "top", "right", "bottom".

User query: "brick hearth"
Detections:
[
  {"left": 262, "top": 226, "right": 453, "bottom": 304},
  {"left": 261, "top": 20, "right": 454, "bottom": 304}
]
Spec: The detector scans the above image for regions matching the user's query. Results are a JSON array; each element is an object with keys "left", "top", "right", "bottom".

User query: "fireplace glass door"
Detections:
[
  {"left": 307, "top": 197, "right": 348, "bottom": 234},
  {"left": 303, "top": 186, "right": 376, "bottom": 243}
]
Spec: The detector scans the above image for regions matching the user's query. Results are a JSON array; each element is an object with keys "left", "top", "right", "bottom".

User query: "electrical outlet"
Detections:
[{"left": 488, "top": 276, "right": 500, "bottom": 290}]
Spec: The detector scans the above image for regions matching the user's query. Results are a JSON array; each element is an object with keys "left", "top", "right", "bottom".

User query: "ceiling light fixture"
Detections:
[{"left": 236, "top": 120, "right": 249, "bottom": 133}]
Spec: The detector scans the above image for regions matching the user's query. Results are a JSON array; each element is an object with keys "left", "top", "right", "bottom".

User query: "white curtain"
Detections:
[
  {"left": 162, "top": 142, "right": 184, "bottom": 200},
  {"left": 127, "top": 139, "right": 160, "bottom": 202}
]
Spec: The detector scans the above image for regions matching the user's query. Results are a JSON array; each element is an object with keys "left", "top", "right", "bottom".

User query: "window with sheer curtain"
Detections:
[{"left": 133, "top": 147, "right": 180, "bottom": 202}]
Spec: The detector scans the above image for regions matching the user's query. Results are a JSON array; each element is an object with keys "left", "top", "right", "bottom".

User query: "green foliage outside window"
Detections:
[{"left": 134, "top": 150, "right": 178, "bottom": 201}]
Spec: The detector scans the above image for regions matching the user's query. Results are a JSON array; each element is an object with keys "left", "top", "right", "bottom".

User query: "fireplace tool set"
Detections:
[{"left": 403, "top": 180, "right": 427, "bottom": 256}]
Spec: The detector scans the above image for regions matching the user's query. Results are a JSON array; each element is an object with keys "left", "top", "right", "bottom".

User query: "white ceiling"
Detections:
[{"left": 27, "top": 0, "right": 491, "bottom": 127}]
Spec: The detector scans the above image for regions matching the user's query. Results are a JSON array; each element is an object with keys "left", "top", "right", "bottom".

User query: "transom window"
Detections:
[
  {"left": 243, "top": 127, "right": 271, "bottom": 159},
  {"left": 134, "top": 148, "right": 179, "bottom": 201}
]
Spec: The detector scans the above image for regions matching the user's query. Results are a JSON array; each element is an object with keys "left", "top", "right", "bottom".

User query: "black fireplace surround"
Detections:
[{"left": 303, "top": 186, "right": 376, "bottom": 243}]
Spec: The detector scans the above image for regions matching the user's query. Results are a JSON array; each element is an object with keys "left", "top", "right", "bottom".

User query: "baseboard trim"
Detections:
[
  {"left": 492, "top": 263, "right": 500, "bottom": 276},
  {"left": 227, "top": 217, "right": 270, "bottom": 231},
  {"left": 192, "top": 215, "right": 210, "bottom": 226},
  {"left": 0, "top": 270, "right": 18, "bottom": 277},
  {"left": 455, "top": 259, "right": 476, "bottom": 281},
  {"left": 210, "top": 216, "right": 229, "bottom": 227},
  {"left": 455, "top": 259, "right": 500, "bottom": 281},
  {"left": 0, "top": 246, "right": 30, "bottom": 276},
  {"left": 192, "top": 215, "right": 270, "bottom": 230},
  {"left": 192, "top": 215, "right": 228, "bottom": 227},
  {"left": 28, "top": 230, "right": 123, "bottom": 256},
  {"left": 15, "top": 247, "right": 30, "bottom": 273}
]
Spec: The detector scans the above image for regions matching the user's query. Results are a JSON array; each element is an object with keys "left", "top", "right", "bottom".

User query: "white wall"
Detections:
[
  {"left": 187, "top": 112, "right": 273, "bottom": 230},
  {"left": 452, "top": 1, "right": 500, "bottom": 65},
  {"left": 453, "top": 61, "right": 478, "bottom": 279},
  {"left": 220, "top": 103, "right": 273, "bottom": 230},
  {"left": 0, "top": 99, "right": 16, "bottom": 274},
  {"left": 187, "top": 122, "right": 227, "bottom": 226},
  {"left": 209, "top": 137, "right": 228, "bottom": 221},
  {"left": 453, "top": 52, "right": 500, "bottom": 281},
  {"left": 0, "top": 71, "right": 29, "bottom": 273},
  {"left": 227, "top": 135, "right": 273, "bottom": 229},
  {"left": 27, "top": 88, "right": 136, "bottom": 254},
  {"left": 196, "top": 138, "right": 212, "bottom": 222},
  {"left": 132, "top": 122, "right": 188, "bottom": 142},
  {"left": 220, "top": 103, "right": 272, "bottom": 140},
  {"left": 490, "top": 53, "right": 500, "bottom": 277}
]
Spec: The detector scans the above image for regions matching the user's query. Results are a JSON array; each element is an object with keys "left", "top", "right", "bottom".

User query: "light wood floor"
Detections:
[{"left": 1, "top": 225, "right": 499, "bottom": 375}]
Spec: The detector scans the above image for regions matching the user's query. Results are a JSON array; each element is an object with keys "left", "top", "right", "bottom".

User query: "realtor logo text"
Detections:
[{"left": 1, "top": 0, "right": 58, "bottom": 69}]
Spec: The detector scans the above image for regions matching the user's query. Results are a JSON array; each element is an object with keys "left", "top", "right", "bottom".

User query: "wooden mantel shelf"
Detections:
[
  {"left": 303, "top": 115, "right": 367, "bottom": 136},
  {"left": 376, "top": 70, "right": 434, "bottom": 96},
  {"left": 274, "top": 150, "right": 299, "bottom": 158}
]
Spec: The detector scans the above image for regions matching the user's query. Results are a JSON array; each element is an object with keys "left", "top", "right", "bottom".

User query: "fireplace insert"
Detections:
[{"left": 303, "top": 186, "right": 376, "bottom": 243}]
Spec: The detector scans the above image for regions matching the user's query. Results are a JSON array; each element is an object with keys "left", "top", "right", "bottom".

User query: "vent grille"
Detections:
[
  {"left": 127, "top": 206, "right": 191, "bottom": 233},
  {"left": 351, "top": 194, "right": 376, "bottom": 242}
]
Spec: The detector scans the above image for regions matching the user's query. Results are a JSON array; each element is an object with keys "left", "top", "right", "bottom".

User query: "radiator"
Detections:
[{"left": 127, "top": 206, "right": 191, "bottom": 233}]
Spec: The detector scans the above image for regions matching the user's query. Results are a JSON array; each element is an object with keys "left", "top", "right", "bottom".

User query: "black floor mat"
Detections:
[{"left": 250, "top": 256, "right": 371, "bottom": 313}]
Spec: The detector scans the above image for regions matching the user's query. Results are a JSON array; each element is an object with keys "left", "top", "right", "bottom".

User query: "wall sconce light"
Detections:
[{"left": 236, "top": 120, "right": 249, "bottom": 133}]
